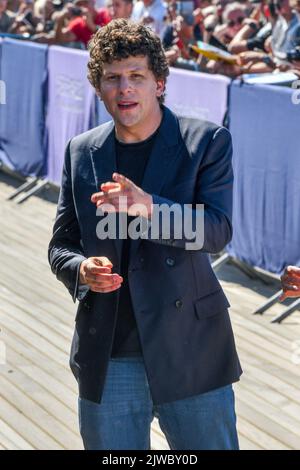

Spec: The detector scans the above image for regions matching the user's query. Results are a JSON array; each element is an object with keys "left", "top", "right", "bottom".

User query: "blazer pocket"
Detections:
[{"left": 193, "top": 289, "right": 230, "bottom": 321}]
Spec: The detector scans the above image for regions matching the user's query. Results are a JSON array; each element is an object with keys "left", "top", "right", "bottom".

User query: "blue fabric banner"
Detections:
[
  {"left": 227, "top": 81, "right": 300, "bottom": 274},
  {"left": 0, "top": 39, "right": 47, "bottom": 176}
]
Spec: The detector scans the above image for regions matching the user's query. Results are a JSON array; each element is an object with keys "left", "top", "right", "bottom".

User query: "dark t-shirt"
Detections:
[{"left": 110, "top": 126, "right": 160, "bottom": 358}]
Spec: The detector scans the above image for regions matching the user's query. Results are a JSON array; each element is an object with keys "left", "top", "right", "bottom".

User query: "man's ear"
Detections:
[{"left": 156, "top": 79, "right": 165, "bottom": 98}]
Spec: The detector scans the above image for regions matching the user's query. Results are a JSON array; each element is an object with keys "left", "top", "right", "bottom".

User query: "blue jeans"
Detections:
[{"left": 78, "top": 357, "right": 239, "bottom": 450}]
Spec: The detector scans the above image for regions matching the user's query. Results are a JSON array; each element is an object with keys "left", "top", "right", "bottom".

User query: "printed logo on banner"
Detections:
[
  {"left": 56, "top": 74, "right": 85, "bottom": 113},
  {"left": 0, "top": 80, "right": 6, "bottom": 105},
  {"left": 171, "top": 104, "right": 210, "bottom": 120}
]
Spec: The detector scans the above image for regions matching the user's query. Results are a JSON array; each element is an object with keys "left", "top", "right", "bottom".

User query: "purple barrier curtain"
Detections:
[
  {"left": 46, "top": 46, "right": 96, "bottom": 184},
  {"left": 165, "top": 68, "right": 230, "bottom": 125}
]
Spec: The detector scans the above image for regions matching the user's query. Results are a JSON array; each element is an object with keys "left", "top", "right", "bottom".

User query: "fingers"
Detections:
[
  {"left": 85, "top": 272, "right": 121, "bottom": 284},
  {"left": 87, "top": 272, "right": 123, "bottom": 293},
  {"left": 112, "top": 172, "right": 135, "bottom": 188},
  {"left": 100, "top": 182, "right": 121, "bottom": 192},
  {"left": 286, "top": 266, "right": 300, "bottom": 277},
  {"left": 94, "top": 256, "right": 113, "bottom": 269},
  {"left": 91, "top": 283, "right": 123, "bottom": 294},
  {"left": 91, "top": 173, "right": 136, "bottom": 205}
]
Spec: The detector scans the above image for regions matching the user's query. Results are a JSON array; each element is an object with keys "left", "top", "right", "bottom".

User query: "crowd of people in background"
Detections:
[{"left": 1, "top": 0, "right": 300, "bottom": 78}]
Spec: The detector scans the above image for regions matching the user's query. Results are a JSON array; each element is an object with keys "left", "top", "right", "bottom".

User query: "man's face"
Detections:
[
  {"left": 99, "top": 56, "right": 164, "bottom": 132},
  {"left": 226, "top": 8, "right": 246, "bottom": 34},
  {"left": 274, "top": 0, "right": 291, "bottom": 16},
  {"left": 107, "top": 0, "right": 133, "bottom": 19}
]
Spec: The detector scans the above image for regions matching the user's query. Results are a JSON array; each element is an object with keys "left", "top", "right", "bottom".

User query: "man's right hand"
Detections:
[{"left": 79, "top": 257, "right": 123, "bottom": 293}]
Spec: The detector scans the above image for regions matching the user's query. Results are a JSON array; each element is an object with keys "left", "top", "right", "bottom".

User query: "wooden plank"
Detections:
[
  {"left": 0, "top": 314, "right": 69, "bottom": 367},
  {"left": 0, "top": 418, "right": 34, "bottom": 450},
  {"left": 0, "top": 324, "right": 74, "bottom": 386},
  {"left": 0, "top": 396, "right": 63, "bottom": 450},
  {"left": 0, "top": 373, "right": 81, "bottom": 449},
  {"left": 236, "top": 387, "right": 300, "bottom": 448}
]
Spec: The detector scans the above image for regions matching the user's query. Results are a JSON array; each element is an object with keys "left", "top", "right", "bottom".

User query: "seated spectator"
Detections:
[
  {"left": 106, "top": 0, "right": 133, "bottom": 20},
  {"left": 163, "top": 12, "right": 195, "bottom": 58},
  {"left": 271, "top": 0, "right": 300, "bottom": 61},
  {"left": 54, "top": 0, "right": 111, "bottom": 47},
  {"left": 131, "top": 0, "right": 166, "bottom": 38},
  {"left": 214, "top": 2, "right": 248, "bottom": 45},
  {"left": 0, "top": 0, "right": 16, "bottom": 33},
  {"left": 231, "top": 0, "right": 300, "bottom": 75},
  {"left": 228, "top": 1, "right": 276, "bottom": 54},
  {"left": 9, "top": 0, "right": 41, "bottom": 36}
]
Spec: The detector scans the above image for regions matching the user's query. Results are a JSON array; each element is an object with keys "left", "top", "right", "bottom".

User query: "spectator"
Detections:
[
  {"left": 271, "top": 0, "right": 300, "bottom": 59},
  {"left": 163, "top": 13, "right": 196, "bottom": 65},
  {"left": 214, "top": 2, "right": 248, "bottom": 45},
  {"left": 106, "top": 0, "right": 133, "bottom": 20},
  {"left": 9, "top": 0, "right": 41, "bottom": 36},
  {"left": 0, "top": 0, "right": 16, "bottom": 33},
  {"left": 131, "top": 0, "right": 167, "bottom": 37},
  {"left": 228, "top": 2, "right": 275, "bottom": 54},
  {"left": 54, "top": 0, "right": 111, "bottom": 47}
]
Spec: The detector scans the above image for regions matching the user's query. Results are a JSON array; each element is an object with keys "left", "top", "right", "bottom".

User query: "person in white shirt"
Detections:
[{"left": 131, "top": 0, "right": 166, "bottom": 37}]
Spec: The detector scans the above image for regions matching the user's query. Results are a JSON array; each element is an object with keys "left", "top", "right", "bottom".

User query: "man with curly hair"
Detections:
[{"left": 49, "top": 19, "right": 242, "bottom": 450}]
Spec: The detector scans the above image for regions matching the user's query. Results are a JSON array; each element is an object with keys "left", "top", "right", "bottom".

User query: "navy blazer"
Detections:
[{"left": 48, "top": 105, "right": 242, "bottom": 405}]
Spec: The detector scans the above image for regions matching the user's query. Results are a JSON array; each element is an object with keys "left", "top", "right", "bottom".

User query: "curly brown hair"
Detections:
[{"left": 87, "top": 19, "right": 169, "bottom": 105}]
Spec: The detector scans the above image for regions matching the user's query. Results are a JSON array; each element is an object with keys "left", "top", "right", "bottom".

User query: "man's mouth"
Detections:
[{"left": 117, "top": 102, "right": 138, "bottom": 111}]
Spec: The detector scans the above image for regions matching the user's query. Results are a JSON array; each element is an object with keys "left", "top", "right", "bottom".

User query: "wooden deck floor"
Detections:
[{"left": 0, "top": 171, "right": 300, "bottom": 450}]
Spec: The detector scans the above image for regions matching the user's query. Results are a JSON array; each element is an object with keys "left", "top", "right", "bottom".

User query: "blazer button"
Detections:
[
  {"left": 84, "top": 302, "right": 90, "bottom": 310},
  {"left": 89, "top": 327, "right": 96, "bottom": 335},
  {"left": 166, "top": 257, "right": 175, "bottom": 267},
  {"left": 140, "top": 257, "right": 145, "bottom": 263},
  {"left": 175, "top": 299, "right": 183, "bottom": 309}
]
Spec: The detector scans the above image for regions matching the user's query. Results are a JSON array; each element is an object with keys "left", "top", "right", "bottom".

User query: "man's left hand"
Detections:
[{"left": 91, "top": 173, "right": 153, "bottom": 219}]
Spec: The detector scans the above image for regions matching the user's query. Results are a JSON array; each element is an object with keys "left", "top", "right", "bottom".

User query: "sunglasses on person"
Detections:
[{"left": 227, "top": 16, "right": 245, "bottom": 27}]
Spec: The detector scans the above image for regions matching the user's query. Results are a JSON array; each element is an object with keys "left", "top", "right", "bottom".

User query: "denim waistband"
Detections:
[{"left": 110, "top": 356, "right": 144, "bottom": 362}]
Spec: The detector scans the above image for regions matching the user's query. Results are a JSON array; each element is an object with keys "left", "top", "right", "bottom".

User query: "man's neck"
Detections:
[{"left": 115, "top": 106, "right": 163, "bottom": 144}]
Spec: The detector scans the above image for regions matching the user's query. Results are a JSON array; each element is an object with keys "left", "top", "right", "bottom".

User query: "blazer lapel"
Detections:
[
  {"left": 89, "top": 107, "right": 184, "bottom": 266},
  {"left": 89, "top": 121, "right": 123, "bottom": 263},
  {"left": 129, "top": 106, "right": 183, "bottom": 261}
]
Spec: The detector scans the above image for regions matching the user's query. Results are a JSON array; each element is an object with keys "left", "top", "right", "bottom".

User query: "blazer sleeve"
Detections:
[
  {"left": 48, "top": 140, "right": 88, "bottom": 303},
  {"left": 145, "top": 126, "right": 233, "bottom": 253}
]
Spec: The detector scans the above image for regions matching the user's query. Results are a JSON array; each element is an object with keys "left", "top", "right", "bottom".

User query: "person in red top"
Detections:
[{"left": 55, "top": 0, "right": 111, "bottom": 47}]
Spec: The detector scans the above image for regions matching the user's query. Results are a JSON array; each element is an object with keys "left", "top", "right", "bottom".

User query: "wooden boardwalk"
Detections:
[{"left": 0, "top": 171, "right": 300, "bottom": 450}]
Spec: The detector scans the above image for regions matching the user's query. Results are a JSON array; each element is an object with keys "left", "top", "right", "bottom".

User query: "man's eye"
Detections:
[
  {"left": 107, "top": 76, "right": 117, "bottom": 81},
  {"left": 132, "top": 74, "right": 143, "bottom": 79}
]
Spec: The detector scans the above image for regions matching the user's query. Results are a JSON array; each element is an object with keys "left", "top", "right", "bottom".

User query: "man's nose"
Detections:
[{"left": 119, "top": 76, "right": 132, "bottom": 94}]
